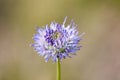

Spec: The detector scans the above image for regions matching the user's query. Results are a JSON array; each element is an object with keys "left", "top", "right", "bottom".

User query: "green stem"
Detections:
[{"left": 57, "top": 58, "right": 61, "bottom": 80}]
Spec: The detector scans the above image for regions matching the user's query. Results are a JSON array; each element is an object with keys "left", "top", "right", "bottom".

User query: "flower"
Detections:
[{"left": 31, "top": 17, "right": 84, "bottom": 62}]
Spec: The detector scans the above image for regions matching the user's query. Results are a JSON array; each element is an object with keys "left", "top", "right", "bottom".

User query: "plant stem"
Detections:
[{"left": 57, "top": 58, "right": 61, "bottom": 80}]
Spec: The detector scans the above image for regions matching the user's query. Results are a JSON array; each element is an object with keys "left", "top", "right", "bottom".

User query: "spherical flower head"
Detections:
[{"left": 31, "top": 17, "right": 84, "bottom": 62}]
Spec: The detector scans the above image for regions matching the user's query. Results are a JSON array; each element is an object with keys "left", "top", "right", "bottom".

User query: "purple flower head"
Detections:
[{"left": 31, "top": 17, "right": 84, "bottom": 62}]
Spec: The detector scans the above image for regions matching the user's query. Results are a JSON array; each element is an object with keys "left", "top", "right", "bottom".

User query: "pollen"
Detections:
[{"left": 52, "top": 32, "right": 61, "bottom": 39}]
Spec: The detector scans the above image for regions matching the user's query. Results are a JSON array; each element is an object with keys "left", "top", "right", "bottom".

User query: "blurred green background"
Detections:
[{"left": 0, "top": 0, "right": 120, "bottom": 80}]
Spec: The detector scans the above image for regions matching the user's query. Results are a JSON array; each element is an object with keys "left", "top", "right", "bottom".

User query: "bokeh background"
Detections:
[{"left": 0, "top": 0, "right": 120, "bottom": 80}]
